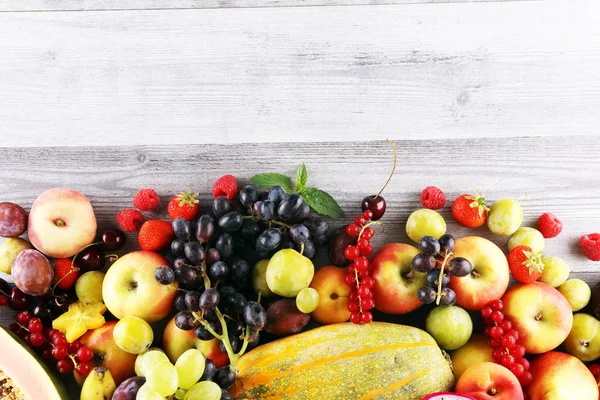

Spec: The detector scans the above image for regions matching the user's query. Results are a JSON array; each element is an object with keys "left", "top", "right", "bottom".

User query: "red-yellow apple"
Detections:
[
  {"left": 371, "top": 243, "right": 426, "bottom": 314},
  {"left": 309, "top": 266, "right": 351, "bottom": 325},
  {"left": 450, "top": 334, "right": 494, "bottom": 381},
  {"left": 162, "top": 316, "right": 229, "bottom": 368},
  {"left": 102, "top": 251, "right": 178, "bottom": 323},
  {"left": 28, "top": 188, "right": 97, "bottom": 258},
  {"left": 527, "top": 351, "right": 597, "bottom": 400},
  {"left": 503, "top": 282, "right": 572, "bottom": 354},
  {"left": 75, "top": 321, "right": 136, "bottom": 386},
  {"left": 455, "top": 362, "right": 524, "bottom": 400},
  {"left": 449, "top": 236, "right": 509, "bottom": 311}
]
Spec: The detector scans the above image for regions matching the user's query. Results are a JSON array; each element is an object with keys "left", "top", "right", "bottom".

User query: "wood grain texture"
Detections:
[
  {"left": 1, "top": 135, "right": 600, "bottom": 328},
  {"left": 0, "top": 0, "right": 524, "bottom": 12},
  {"left": 1, "top": 1, "right": 599, "bottom": 147}
]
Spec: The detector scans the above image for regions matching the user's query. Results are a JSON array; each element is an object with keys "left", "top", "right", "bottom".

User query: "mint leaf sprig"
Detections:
[{"left": 250, "top": 164, "right": 343, "bottom": 219}]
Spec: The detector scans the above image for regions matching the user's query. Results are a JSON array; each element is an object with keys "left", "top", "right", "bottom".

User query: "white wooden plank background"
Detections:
[{"left": 1, "top": 1, "right": 600, "bottom": 147}]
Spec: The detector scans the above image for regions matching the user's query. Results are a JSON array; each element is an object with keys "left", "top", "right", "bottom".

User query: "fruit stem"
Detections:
[
  {"left": 214, "top": 308, "right": 239, "bottom": 371},
  {"left": 357, "top": 221, "right": 384, "bottom": 241},
  {"left": 299, "top": 242, "right": 305, "bottom": 256},
  {"left": 435, "top": 252, "right": 453, "bottom": 305},
  {"left": 236, "top": 326, "right": 251, "bottom": 358},
  {"left": 374, "top": 139, "right": 397, "bottom": 199},
  {"left": 104, "top": 254, "right": 119, "bottom": 262},
  {"left": 196, "top": 314, "right": 223, "bottom": 341},
  {"left": 354, "top": 269, "right": 363, "bottom": 314}
]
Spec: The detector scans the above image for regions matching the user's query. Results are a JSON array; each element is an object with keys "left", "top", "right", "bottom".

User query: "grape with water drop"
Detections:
[
  {"left": 256, "top": 228, "right": 281, "bottom": 251},
  {"left": 267, "top": 186, "right": 286, "bottom": 204},
  {"left": 417, "top": 286, "right": 437, "bottom": 304},
  {"left": 184, "top": 242, "right": 206, "bottom": 265},
  {"left": 239, "top": 185, "right": 259, "bottom": 207},
  {"left": 439, "top": 234, "right": 456, "bottom": 253},
  {"left": 175, "top": 311, "right": 197, "bottom": 331},
  {"left": 200, "top": 288, "right": 220, "bottom": 311},
  {"left": 417, "top": 236, "right": 441, "bottom": 256},
  {"left": 447, "top": 257, "right": 473, "bottom": 277},
  {"left": 208, "top": 261, "right": 229, "bottom": 281},
  {"left": 259, "top": 200, "right": 276, "bottom": 221},
  {"left": 411, "top": 253, "right": 436, "bottom": 273},
  {"left": 277, "top": 194, "right": 304, "bottom": 220},
  {"left": 218, "top": 212, "right": 243, "bottom": 233},
  {"left": 196, "top": 214, "right": 216, "bottom": 243},
  {"left": 212, "top": 197, "right": 232, "bottom": 219}
]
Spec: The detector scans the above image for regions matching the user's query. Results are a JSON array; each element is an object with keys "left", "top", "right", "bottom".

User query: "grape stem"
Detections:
[
  {"left": 435, "top": 252, "right": 453, "bottom": 306},
  {"left": 374, "top": 139, "right": 397, "bottom": 199},
  {"left": 236, "top": 326, "right": 251, "bottom": 358}
]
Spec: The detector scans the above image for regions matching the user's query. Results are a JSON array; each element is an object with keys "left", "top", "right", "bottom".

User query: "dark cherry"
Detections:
[
  {"left": 9, "top": 288, "right": 32, "bottom": 311},
  {"left": 32, "top": 302, "right": 56, "bottom": 326},
  {"left": 53, "top": 295, "right": 74, "bottom": 314},
  {"left": 361, "top": 195, "right": 386, "bottom": 221},
  {"left": 101, "top": 229, "right": 126, "bottom": 251},
  {"left": 75, "top": 246, "right": 106, "bottom": 271}
]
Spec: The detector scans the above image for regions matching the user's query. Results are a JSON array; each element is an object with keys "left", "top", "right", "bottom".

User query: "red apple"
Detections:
[
  {"left": 455, "top": 362, "right": 524, "bottom": 400},
  {"left": 162, "top": 316, "right": 229, "bottom": 368},
  {"left": 74, "top": 321, "right": 136, "bottom": 386},
  {"left": 102, "top": 251, "right": 178, "bottom": 323},
  {"left": 527, "top": 351, "right": 597, "bottom": 400},
  {"left": 449, "top": 236, "right": 509, "bottom": 311},
  {"left": 371, "top": 243, "right": 426, "bottom": 314},
  {"left": 309, "top": 266, "right": 351, "bottom": 325},
  {"left": 28, "top": 188, "right": 97, "bottom": 258},
  {"left": 503, "top": 282, "right": 572, "bottom": 354}
]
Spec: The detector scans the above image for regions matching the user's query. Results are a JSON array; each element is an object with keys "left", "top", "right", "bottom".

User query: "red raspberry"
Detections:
[
  {"left": 212, "top": 174, "right": 238, "bottom": 201},
  {"left": 420, "top": 186, "right": 446, "bottom": 210},
  {"left": 537, "top": 212, "right": 563, "bottom": 238},
  {"left": 133, "top": 188, "right": 160, "bottom": 211},
  {"left": 116, "top": 209, "right": 143, "bottom": 232},
  {"left": 580, "top": 233, "right": 600, "bottom": 261}
]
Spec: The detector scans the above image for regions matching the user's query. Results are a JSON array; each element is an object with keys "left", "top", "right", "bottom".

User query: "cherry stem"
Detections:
[
  {"left": 51, "top": 267, "right": 80, "bottom": 297},
  {"left": 435, "top": 252, "right": 453, "bottom": 305},
  {"left": 104, "top": 254, "right": 119, "bottom": 262},
  {"left": 374, "top": 139, "right": 397, "bottom": 199}
]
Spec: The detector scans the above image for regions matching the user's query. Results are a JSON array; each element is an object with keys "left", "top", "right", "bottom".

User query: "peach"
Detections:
[
  {"left": 527, "top": 351, "right": 597, "bottom": 400},
  {"left": 503, "top": 282, "right": 572, "bottom": 354},
  {"left": 28, "top": 188, "right": 97, "bottom": 258},
  {"left": 102, "top": 251, "right": 178, "bottom": 323},
  {"left": 162, "top": 316, "right": 229, "bottom": 368},
  {"left": 455, "top": 362, "right": 524, "bottom": 400},
  {"left": 371, "top": 243, "right": 426, "bottom": 314},
  {"left": 75, "top": 321, "right": 137, "bottom": 386},
  {"left": 450, "top": 334, "right": 494, "bottom": 381},
  {"left": 450, "top": 237, "right": 510, "bottom": 311},
  {"left": 309, "top": 266, "right": 351, "bottom": 325}
]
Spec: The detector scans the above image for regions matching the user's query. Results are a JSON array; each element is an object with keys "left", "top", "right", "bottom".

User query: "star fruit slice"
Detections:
[{"left": 52, "top": 301, "right": 107, "bottom": 343}]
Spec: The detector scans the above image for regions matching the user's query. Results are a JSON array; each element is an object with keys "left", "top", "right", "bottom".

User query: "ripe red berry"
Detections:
[
  {"left": 491, "top": 311, "right": 504, "bottom": 323},
  {"left": 510, "top": 345, "right": 526, "bottom": 358},
  {"left": 56, "top": 358, "right": 74, "bottom": 374},
  {"left": 41, "top": 348, "right": 54, "bottom": 361},
  {"left": 483, "top": 326, "right": 492, "bottom": 337},
  {"left": 489, "top": 339, "right": 502, "bottom": 348},
  {"left": 500, "top": 320, "right": 512, "bottom": 332},
  {"left": 362, "top": 210, "right": 373, "bottom": 220},
  {"left": 489, "top": 326, "right": 504, "bottom": 339},
  {"left": 361, "top": 277, "right": 375, "bottom": 289},
  {"left": 516, "top": 357, "right": 530, "bottom": 371},
  {"left": 357, "top": 269, "right": 368, "bottom": 278},
  {"left": 354, "top": 216, "right": 367, "bottom": 227},
  {"left": 133, "top": 188, "right": 160, "bottom": 211},
  {"left": 357, "top": 286, "right": 371, "bottom": 297},
  {"left": 510, "top": 363, "right": 525, "bottom": 377},
  {"left": 52, "top": 345, "right": 68, "bottom": 360},
  {"left": 492, "top": 349, "right": 504, "bottom": 362},
  {"left": 212, "top": 174, "right": 238, "bottom": 201},
  {"left": 538, "top": 212, "right": 563, "bottom": 238},
  {"left": 360, "top": 311, "right": 373, "bottom": 323},
  {"left": 346, "top": 224, "right": 359, "bottom": 236},
  {"left": 362, "top": 298, "right": 374, "bottom": 310},
  {"left": 116, "top": 209, "right": 143, "bottom": 233},
  {"left": 76, "top": 361, "right": 92, "bottom": 376},
  {"left": 344, "top": 246, "right": 360, "bottom": 261},
  {"left": 16, "top": 311, "right": 31, "bottom": 325},
  {"left": 490, "top": 300, "right": 503, "bottom": 311},
  {"left": 481, "top": 306, "right": 493, "bottom": 319},
  {"left": 344, "top": 274, "right": 356, "bottom": 287},
  {"left": 518, "top": 371, "right": 533, "bottom": 386},
  {"left": 420, "top": 186, "right": 446, "bottom": 210},
  {"left": 349, "top": 292, "right": 359, "bottom": 303},
  {"left": 501, "top": 334, "right": 516, "bottom": 348},
  {"left": 354, "top": 257, "right": 369, "bottom": 271},
  {"left": 28, "top": 318, "right": 43, "bottom": 334},
  {"left": 0, "top": 295, "right": 8, "bottom": 306},
  {"left": 501, "top": 354, "right": 515, "bottom": 368},
  {"left": 76, "top": 346, "right": 94, "bottom": 362},
  {"left": 52, "top": 333, "right": 68, "bottom": 347},
  {"left": 348, "top": 302, "right": 359, "bottom": 312},
  {"left": 30, "top": 332, "right": 46, "bottom": 347},
  {"left": 507, "top": 329, "right": 520, "bottom": 341},
  {"left": 362, "top": 227, "right": 375, "bottom": 240},
  {"left": 68, "top": 340, "right": 82, "bottom": 354},
  {"left": 350, "top": 312, "right": 361, "bottom": 324},
  {"left": 580, "top": 233, "right": 600, "bottom": 262}
]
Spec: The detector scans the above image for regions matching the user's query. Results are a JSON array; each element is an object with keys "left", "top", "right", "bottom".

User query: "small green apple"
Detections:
[
  {"left": 564, "top": 313, "right": 600, "bottom": 362},
  {"left": 559, "top": 279, "right": 591, "bottom": 312},
  {"left": 540, "top": 256, "right": 569, "bottom": 287},
  {"left": 426, "top": 305, "right": 473, "bottom": 350}
]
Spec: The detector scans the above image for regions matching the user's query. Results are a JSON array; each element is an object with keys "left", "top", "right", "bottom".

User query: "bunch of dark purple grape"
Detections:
[{"left": 413, "top": 234, "right": 473, "bottom": 306}]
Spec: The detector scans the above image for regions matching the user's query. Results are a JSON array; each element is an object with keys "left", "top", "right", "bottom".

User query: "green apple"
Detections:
[
  {"left": 426, "top": 305, "right": 473, "bottom": 350},
  {"left": 508, "top": 227, "right": 545, "bottom": 254},
  {"left": 405, "top": 209, "right": 446, "bottom": 243},
  {"left": 266, "top": 249, "right": 314, "bottom": 297},
  {"left": 540, "top": 256, "right": 569, "bottom": 287},
  {"left": 76, "top": 271, "right": 105, "bottom": 303},
  {"left": 564, "top": 313, "right": 600, "bottom": 362},
  {"left": 559, "top": 279, "right": 591, "bottom": 312},
  {"left": 252, "top": 259, "right": 274, "bottom": 297}
]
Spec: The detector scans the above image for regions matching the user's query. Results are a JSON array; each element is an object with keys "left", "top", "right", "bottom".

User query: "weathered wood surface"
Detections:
[
  {"left": 1, "top": 136, "right": 600, "bottom": 327},
  {"left": 1, "top": 1, "right": 599, "bottom": 147}
]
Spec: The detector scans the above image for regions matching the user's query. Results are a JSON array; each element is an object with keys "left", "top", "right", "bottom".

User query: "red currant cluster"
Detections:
[
  {"left": 344, "top": 210, "right": 377, "bottom": 324},
  {"left": 588, "top": 364, "right": 600, "bottom": 383},
  {"left": 9, "top": 311, "right": 94, "bottom": 376},
  {"left": 481, "top": 300, "right": 532, "bottom": 386}
]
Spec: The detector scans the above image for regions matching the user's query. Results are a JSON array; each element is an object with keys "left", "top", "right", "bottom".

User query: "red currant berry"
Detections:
[
  {"left": 489, "top": 326, "right": 504, "bottom": 340},
  {"left": 516, "top": 357, "right": 530, "bottom": 370},
  {"left": 501, "top": 334, "right": 516, "bottom": 349},
  {"left": 360, "top": 311, "right": 373, "bottom": 323},
  {"left": 357, "top": 286, "right": 371, "bottom": 297},
  {"left": 344, "top": 274, "right": 356, "bottom": 286},
  {"left": 518, "top": 371, "right": 533, "bottom": 386},
  {"left": 46, "top": 328, "right": 60, "bottom": 339},
  {"left": 346, "top": 224, "right": 359, "bottom": 236},
  {"left": 56, "top": 358, "right": 74, "bottom": 374},
  {"left": 481, "top": 306, "right": 493, "bottom": 319},
  {"left": 355, "top": 257, "right": 369, "bottom": 271},
  {"left": 483, "top": 326, "right": 492, "bottom": 337},
  {"left": 28, "top": 318, "right": 43, "bottom": 334},
  {"left": 510, "top": 345, "right": 526, "bottom": 359},
  {"left": 590, "top": 364, "right": 600, "bottom": 377},
  {"left": 483, "top": 318, "right": 494, "bottom": 326},
  {"left": 490, "top": 300, "right": 503, "bottom": 311},
  {"left": 362, "top": 210, "right": 373, "bottom": 220},
  {"left": 354, "top": 216, "right": 367, "bottom": 227},
  {"left": 52, "top": 345, "right": 68, "bottom": 360},
  {"left": 489, "top": 339, "right": 502, "bottom": 348},
  {"left": 357, "top": 269, "right": 369, "bottom": 278},
  {"left": 348, "top": 302, "right": 359, "bottom": 312},
  {"left": 76, "top": 346, "right": 94, "bottom": 363},
  {"left": 41, "top": 347, "right": 54, "bottom": 361},
  {"left": 491, "top": 311, "right": 504, "bottom": 323},
  {"left": 359, "top": 244, "right": 373, "bottom": 256},
  {"left": 500, "top": 320, "right": 512, "bottom": 332},
  {"left": 68, "top": 340, "right": 82, "bottom": 354},
  {"left": 362, "top": 227, "right": 375, "bottom": 240},
  {"left": 492, "top": 349, "right": 504, "bottom": 362},
  {"left": 361, "top": 277, "right": 375, "bottom": 289},
  {"left": 52, "top": 333, "right": 68, "bottom": 347},
  {"left": 362, "top": 298, "right": 374, "bottom": 310},
  {"left": 507, "top": 329, "right": 520, "bottom": 341},
  {"left": 0, "top": 295, "right": 8, "bottom": 306},
  {"left": 510, "top": 363, "right": 525, "bottom": 377},
  {"left": 349, "top": 292, "right": 359, "bottom": 303},
  {"left": 76, "top": 361, "right": 92, "bottom": 376},
  {"left": 501, "top": 354, "right": 515, "bottom": 368},
  {"left": 23, "top": 333, "right": 31, "bottom": 346},
  {"left": 344, "top": 246, "right": 360, "bottom": 261},
  {"left": 350, "top": 312, "right": 361, "bottom": 324},
  {"left": 30, "top": 332, "right": 46, "bottom": 347},
  {"left": 16, "top": 311, "right": 31, "bottom": 325}
]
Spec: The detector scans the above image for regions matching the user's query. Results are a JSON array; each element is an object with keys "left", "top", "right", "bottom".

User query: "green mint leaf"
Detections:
[
  {"left": 250, "top": 173, "right": 293, "bottom": 193},
  {"left": 301, "top": 187, "right": 344, "bottom": 219},
  {"left": 295, "top": 163, "right": 308, "bottom": 193}
]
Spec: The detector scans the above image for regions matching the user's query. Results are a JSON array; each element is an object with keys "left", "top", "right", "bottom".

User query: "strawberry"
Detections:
[
  {"left": 212, "top": 174, "right": 238, "bottom": 201},
  {"left": 507, "top": 245, "right": 544, "bottom": 283},
  {"left": 580, "top": 233, "right": 600, "bottom": 261},
  {"left": 133, "top": 188, "right": 160, "bottom": 211},
  {"left": 116, "top": 209, "right": 143, "bottom": 232},
  {"left": 451, "top": 191, "right": 489, "bottom": 228},
  {"left": 537, "top": 212, "right": 563, "bottom": 238},
  {"left": 420, "top": 186, "right": 446, "bottom": 210},
  {"left": 53, "top": 258, "right": 80, "bottom": 290},
  {"left": 168, "top": 191, "right": 200, "bottom": 221},
  {"left": 138, "top": 220, "right": 174, "bottom": 251}
]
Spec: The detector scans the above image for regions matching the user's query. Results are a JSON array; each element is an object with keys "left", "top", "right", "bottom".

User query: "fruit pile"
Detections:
[{"left": 2, "top": 153, "right": 600, "bottom": 400}]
